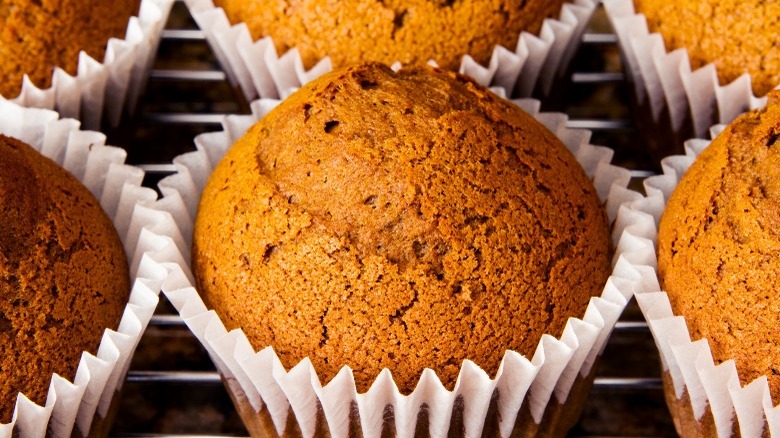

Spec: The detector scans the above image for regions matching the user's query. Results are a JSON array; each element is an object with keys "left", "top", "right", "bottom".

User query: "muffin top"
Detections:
[
  {"left": 193, "top": 63, "right": 611, "bottom": 393},
  {"left": 0, "top": 135, "right": 130, "bottom": 422},
  {"left": 634, "top": 0, "right": 780, "bottom": 96},
  {"left": 0, "top": 0, "right": 141, "bottom": 98},
  {"left": 658, "top": 90, "right": 780, "bottom": 401},
  {"left": 214, "top": 0, "right": 566, "bottom": 70}
]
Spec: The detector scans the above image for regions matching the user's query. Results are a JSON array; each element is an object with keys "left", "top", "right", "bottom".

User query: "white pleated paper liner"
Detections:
[
  {"left": 602, "top": 0, "right": 771, "bottom": 140},
  {"left": 3, "top": 0, "right": 174, "bottom": 131},
  {"left": 151, "top": 88, "right": 657, "bottom": 437},
  {"left": 0, "top": 98, "right": 173, "bottom": 438},
  {"left": 621, "top": 117, "right": 780, "bottom": 437},
  {"left": 182, "top": 0, "right": 596, "bottom": 101}
]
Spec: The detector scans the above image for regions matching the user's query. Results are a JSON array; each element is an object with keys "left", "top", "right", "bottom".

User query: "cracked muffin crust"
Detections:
[
  {"left": 634, "top": 0, "right": 780, "bottom": 96},
  {"left": 0, "top": 135, "right": 130, "bottom": 423},
  {"left": 193, "top": 62, "right": 611, "bottom": 393},
  {"left": 658, "top": 90, "right": 780, "bottom": 402},
  {"left": 213, "top": 0, "right": 567, "bottom": 70},
  {"left": 0, "top": 0, "right": 141, "bottom": 97}
]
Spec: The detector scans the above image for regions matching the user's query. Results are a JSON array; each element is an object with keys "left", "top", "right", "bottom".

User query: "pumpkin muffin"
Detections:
[
  {"left": 212, "top": 0, "right": 567, "bottom": 70},
  {"left": 192, "top": 62, "right": 612, "bottom": 394},
  {"left": 0, "top": 135, "right": 130, "bottom": 423},
  {"left": 633, "top": 0, "right": 780, "bottom": 96},
  {"left": 0, "top": 0, "right": 141, "bottom": 98},
  {"left": 657, "top": 89, "right": 780, "bottom": 418}
]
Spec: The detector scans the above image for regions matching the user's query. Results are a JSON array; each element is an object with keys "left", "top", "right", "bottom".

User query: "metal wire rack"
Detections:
[{"left": 107, "top": 1, "right": 676, "bottom": 436}]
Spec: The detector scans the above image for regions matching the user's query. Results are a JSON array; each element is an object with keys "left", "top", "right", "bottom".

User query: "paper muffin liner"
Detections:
[
  {"left": 150, "top": 87, "right": 655, "bottom": 436},
  {"left": 620, "top": 109, "right": 780, "bottom": 437},
  {"left": 0, "top": 97, "right": 175, "bottom": 438},
  {"left": 602, "top": 0, "right": 772, "bottom": 144},
  {"left": 182, "top": 0, "right": 596, "bottom": 101},
  {"left": 3, "top": 0, "right": 174, "bottom": 130}
]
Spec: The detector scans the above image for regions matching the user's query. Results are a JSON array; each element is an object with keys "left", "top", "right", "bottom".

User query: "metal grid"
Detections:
[{"left": 108, "top": 1, "right": 676, "bottom": 436}]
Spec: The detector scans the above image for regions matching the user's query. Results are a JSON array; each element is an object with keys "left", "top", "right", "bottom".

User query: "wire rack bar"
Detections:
[
  {"left": 150, "top": 69, "right": 227, "bottom": 81},
  {"left": 593, "top": 378, "right": 663, "bottom": 390},
  {"left": 160, "top": 29, "right": 205, "bottom": 40},
  {"left": 139, "top": 164, "right": 178, "bottom": 173},
  {"left": 571, "top": 72, "right": 625, "bottom": 84},
  {"left": 143, "top": 113, "right": 224, "bottom": 124},
  {"left": 141, "top": 113, "right": 634, "bottom": 131},
  {"left": 125, "top": 371, "right": 661, "bottom": 390},
  {"left": 581, "top": 33, "right": 619, "bottom": 44},
  {"left": 127, "top": 371, "right": 222, "bottom": 384},
  {"left": 566, "top": 119, "right": 633, "bottom": 130}
]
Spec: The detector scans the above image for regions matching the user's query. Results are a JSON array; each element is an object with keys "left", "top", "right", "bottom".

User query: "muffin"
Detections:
[
  {"left": 655, "top": 90, "right": 780, "bottom": 436},
  {"left": 634, "top": 0, "right": 780, "bottom": 97},
  {"left": 0, "top": 134, "right": 130, "bottom": 424},
  {"left": 190, "top": 62, "right": 613, "bottom": 435},
  {"left": 213, "top": 0, "right": 567, "bottom": 70},
  {"left": 0, "top": 0, "right": 141, "bottom": 98},
  {"left": 187, "top": 0, "right": 597, "bottom": 101},
  {"left": 604, "top": 0, "right": 777, "bottom": 160}
]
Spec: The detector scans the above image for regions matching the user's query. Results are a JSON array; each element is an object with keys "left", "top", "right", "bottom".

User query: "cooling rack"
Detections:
[{"left": 106, "top": 1, "right": 677, "bottom": 436}]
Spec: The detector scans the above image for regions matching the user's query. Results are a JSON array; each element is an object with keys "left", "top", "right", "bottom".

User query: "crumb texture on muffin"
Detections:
[
  {"left": 0, "top": 135, "right": 130, "bottom": 423},
  {"left": 0, "top": 0, "right": 141, "bottom": 97},
  {"left": 634, "top": 0, "right": 780, "bottom": 96},
  {"left": 193, "top": 63, "right": 611, "bottom": 393},
  {"left": 213, "top": 0, "right": 566, "bottom": 70},
  {"left": 658, "top": 90, "right": 780, "bottom": 402}
]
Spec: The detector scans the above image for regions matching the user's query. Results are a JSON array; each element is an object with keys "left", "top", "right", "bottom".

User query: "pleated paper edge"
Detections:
[
  {"left": 0, "top": 98, "right": 171, "bottom": 438},
  {"left": 602, "top": 0, "right": 772, "bottom": 139},
  {"left": 182, "top": 0, "right": 596, "bottom": 101},
  {"left": 2, "top": 0, "right": 175, "bottom": 130},
  {"left": 623, "top": 105, "right": 780, "bottom": 437},
  {"left": 151, "top": 88, "right": 652, "bottom": 437}
]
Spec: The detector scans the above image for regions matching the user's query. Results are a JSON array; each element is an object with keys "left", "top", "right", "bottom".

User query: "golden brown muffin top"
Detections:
[
  {"left": 193, "top": 63, "right": 611, "bottom": 393},
  {"left": 0, "top": 135, "right": 130, "bottom": 423},
  {"left": 214, "top": 0, "right": 566, "bottom": 70},
  {"left": 634, "top": 0, "right": 780, "bottom": 96},
  {"left": 658, "top": 90, "right": 780, "bottom": 402},
  {"left": 0, "top": 0, "right": 141, "bottom": 98}
]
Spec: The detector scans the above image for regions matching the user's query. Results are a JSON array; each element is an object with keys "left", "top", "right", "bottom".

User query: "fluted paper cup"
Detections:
[
  {"left": 620, "top": 106, "right": 780, "bottom": 437},
  {"left": 182, "top": 0, "right": 596, "bottom": 101},
  {"left": 3, "top": 0, "right": 174, "bottom": 130},
  {"left": 150, "top": 88, "right": 654, "bottom": 436},
  {"left": 603, "top": 0, "right": 773, "bottom": 157},
  {"left": 0, "top": 97, "right": 173, "bottom": 438}
]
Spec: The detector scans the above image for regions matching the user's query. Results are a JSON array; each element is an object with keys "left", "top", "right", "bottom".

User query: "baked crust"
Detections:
[
  {"left": 658, "top": 91, "right": 780, "bottom": 403},
  {"left": 634, "top": 0, "right": 780, "bottom": 96},
  {"left": 0, "top": 0, "right": 141, "bottom": 97},
  {"left": 0, "top": 135, "right": 130, "bottom": 422},
  {"left": 193, "top": 63, "right": 611, "bottom": 393},
  {"left": 214, "top": 0, "right": 567, "bottom": 70}
]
